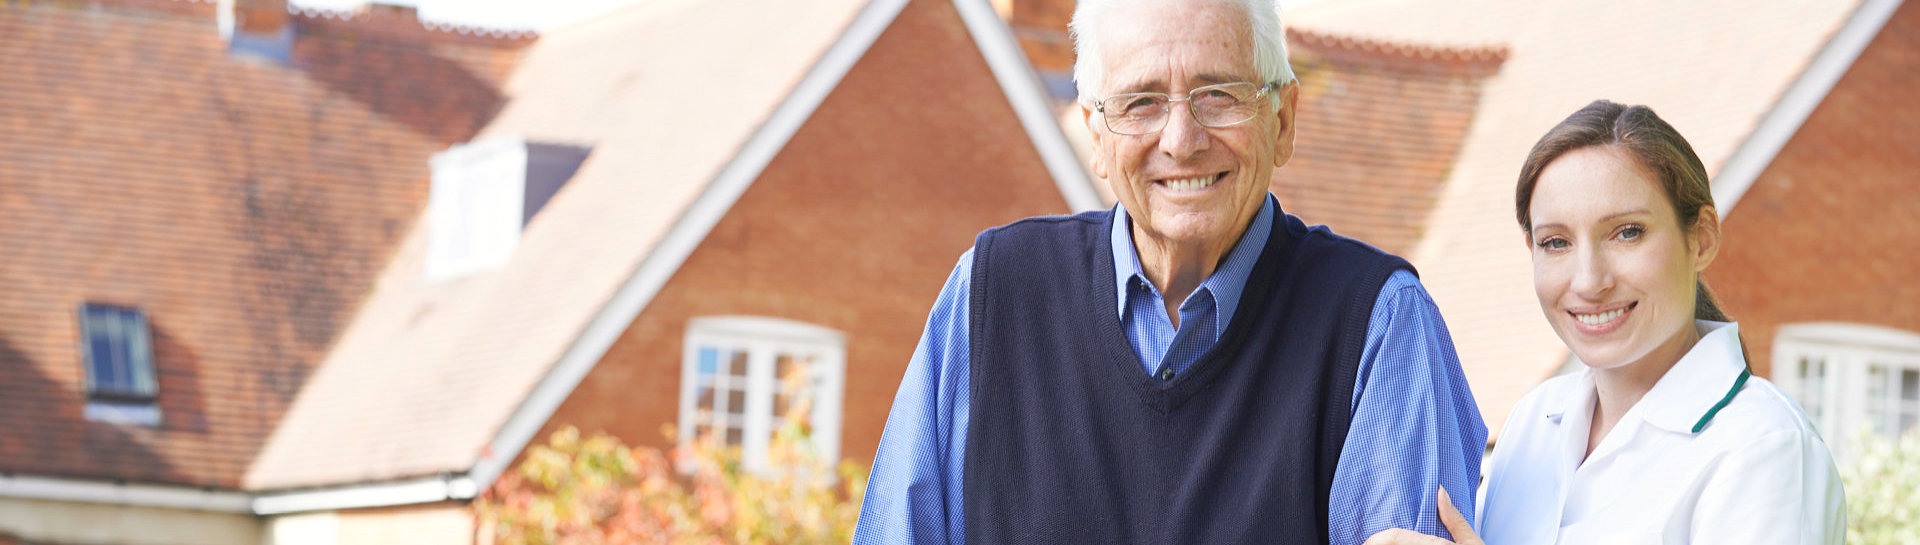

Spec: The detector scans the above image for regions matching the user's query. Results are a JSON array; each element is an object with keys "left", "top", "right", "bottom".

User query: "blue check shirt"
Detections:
[{"left": 854, "top": 198, "right": 1487, "bottom": 544}]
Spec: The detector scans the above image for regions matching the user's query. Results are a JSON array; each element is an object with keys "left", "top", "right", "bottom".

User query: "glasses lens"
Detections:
[
  {"left": 1193, "top": 83, "right": 1263, "bottom": 127},
  {"left": 1102, "top": 93, "right": 1167, "bottom": 135}
]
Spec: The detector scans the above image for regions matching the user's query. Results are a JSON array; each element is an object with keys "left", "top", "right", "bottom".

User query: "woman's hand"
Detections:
[{"left": 1360, "top": 487, "right": 1484, "bottom": 545}]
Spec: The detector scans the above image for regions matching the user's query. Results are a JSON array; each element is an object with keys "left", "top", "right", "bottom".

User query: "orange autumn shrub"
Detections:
[{"left": 476, "top": 418, "right": 866, "bottom": 544}]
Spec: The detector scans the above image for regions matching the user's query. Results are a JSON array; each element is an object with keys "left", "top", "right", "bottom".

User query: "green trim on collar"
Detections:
[{"left": 1692, "top": 368, "right": 1752, "bottom": 433}]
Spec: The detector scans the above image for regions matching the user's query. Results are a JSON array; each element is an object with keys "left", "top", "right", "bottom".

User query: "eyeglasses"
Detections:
[{"left": 1093, "top": 81, "right": 1276, "bottom": 136}]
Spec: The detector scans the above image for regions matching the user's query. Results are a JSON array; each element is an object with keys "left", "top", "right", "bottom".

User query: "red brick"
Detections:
[{"left": 1709, "top": 0, "right": 1920, "bottom": 379}]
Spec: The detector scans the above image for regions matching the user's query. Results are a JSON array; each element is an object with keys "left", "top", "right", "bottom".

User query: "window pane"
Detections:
[
  {"left": 727, "top": 389, "right": 746, "bottom": 416},
  {"left": 725, "top": 350, "right": 747, "bottom": 376},
  {"left": 85, "top": 308, "right": 120, "bottom": 393},
  {"left": 1870, "top": 365, "right": 1895, "bottom": 437},
  {"left": 1870, "top": 365, "right": 1889, "bottom": 399},
  {"left": 80, "top": 304, "right": 156, "bottom": 400},
  {"left": 698, "top": 347, "right": 719, "bottom": 376},
  {"left": 775, "top": 354, "right": 809, "bottom": 418},
  {"left": 127, "top": 312, "right": 155, "bottom": 396},
  {"left": 1798, "top": 356, "right": 1828, "bottom": 425},
  {"left": 1904, "top": 369, "right": 1918, "bottom": 402},
  {"left": 725, "top": 426, "right": 743, "bottom": 446}
]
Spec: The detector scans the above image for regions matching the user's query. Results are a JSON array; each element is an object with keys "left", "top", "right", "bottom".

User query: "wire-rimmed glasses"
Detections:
[{"left": 1093, "top": 81, "right": 1276, "bottom": 136}]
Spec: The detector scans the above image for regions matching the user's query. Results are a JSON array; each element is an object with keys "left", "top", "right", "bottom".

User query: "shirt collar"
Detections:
[
  {"left": 1638, "top": 320, "right": 1749, "bottom": 433},
  {"left": 1110, "top": 196, "right": 1275, "bottom": 330},
  {"left": 1542, "top": 321, "right": 1749, "bottom": 434}
]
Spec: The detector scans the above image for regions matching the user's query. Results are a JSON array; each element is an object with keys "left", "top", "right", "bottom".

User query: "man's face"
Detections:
[{"left": 1084, "top": 0, "right": 1297, "bottom": 251}]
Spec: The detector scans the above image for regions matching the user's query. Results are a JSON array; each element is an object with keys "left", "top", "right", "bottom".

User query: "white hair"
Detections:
[{"left": 1069, "top": 0, "right": 1295, "bottom": 106}]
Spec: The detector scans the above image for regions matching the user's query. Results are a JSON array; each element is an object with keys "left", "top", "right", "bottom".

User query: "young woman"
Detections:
[{"left": 1366, "top": 100, "right": 1845, "bottom": 545}]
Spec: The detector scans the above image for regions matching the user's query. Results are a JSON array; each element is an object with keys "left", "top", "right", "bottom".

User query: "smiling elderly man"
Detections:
[{"left": 853, "top": 0, "right": 1486, "bottom": 543}]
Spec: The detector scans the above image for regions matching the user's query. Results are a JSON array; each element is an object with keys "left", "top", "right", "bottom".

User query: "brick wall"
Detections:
[
  {"left": 1707, "top": 0, "right": 1920, "bottom": 378},
  {"left": 530, "top": 0, "right": 1071, "bottom": 466}
]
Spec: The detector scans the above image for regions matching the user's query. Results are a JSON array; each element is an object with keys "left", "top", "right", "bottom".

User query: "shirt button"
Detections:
[{"left": 1157, "top": 367, "right": 1175, "bottom": 381}]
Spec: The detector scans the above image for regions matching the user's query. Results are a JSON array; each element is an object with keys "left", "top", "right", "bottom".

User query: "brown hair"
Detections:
[{"left": 1515, "top": 99, "right": 1731, "bottom": 323}]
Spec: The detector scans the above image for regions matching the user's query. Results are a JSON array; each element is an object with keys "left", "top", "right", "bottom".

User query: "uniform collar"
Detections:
[
  {"left": 1639, "top": 320, "right": 1749, "bottom": 433},
  {"left": 1542, "top": 321, "right": 1749, "bottom": 435},
  {"left": 1110, "top": 196, "right": 1274, "bottom": 330}
]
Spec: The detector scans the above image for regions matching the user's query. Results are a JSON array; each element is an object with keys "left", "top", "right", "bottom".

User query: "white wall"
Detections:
[{"left": 0, "top": 497, "right": 261, "bottom": 545}]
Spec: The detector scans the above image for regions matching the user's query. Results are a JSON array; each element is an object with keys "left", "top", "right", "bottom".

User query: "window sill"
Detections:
[{"left": 84, "top": 400, "right": 162, "bottom": 427}]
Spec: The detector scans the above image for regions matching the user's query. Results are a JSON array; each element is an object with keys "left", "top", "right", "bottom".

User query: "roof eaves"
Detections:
[
  {"left": 0, "top": 472, "right": 473, "bottom": 516},
  {"left": 1712, "top": 0, "right": 1900, "bottom": 216},
  {"left": 954, "top": 0, "right": 1103, "bottom": 212},
  {"left": 0, "top": 474, "right": 251, "bottom": 514}
]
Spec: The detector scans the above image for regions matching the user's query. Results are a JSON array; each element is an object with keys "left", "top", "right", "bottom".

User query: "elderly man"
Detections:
[{"left": 853, "top": 0, "right": 1485, "bottom": 543}]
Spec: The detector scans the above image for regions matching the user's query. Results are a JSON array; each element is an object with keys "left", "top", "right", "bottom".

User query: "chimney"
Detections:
[
  {"left": 365, "top": 2, "right": 418, "bottom": 20},
  {"left": 999, "top": 0, "right": 1078, "bottom": 101},
  {"left": 219, "top": 0, "right": 293, "bottom": 63}
]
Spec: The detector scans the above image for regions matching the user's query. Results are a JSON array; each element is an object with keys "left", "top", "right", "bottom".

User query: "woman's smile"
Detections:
[{"left": 1568, "top": 301, "right": 1635, "bottom": 335}]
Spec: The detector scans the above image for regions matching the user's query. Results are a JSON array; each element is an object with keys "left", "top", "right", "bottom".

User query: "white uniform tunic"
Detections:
[{"left": 1477, "top": 321, "right": 1845, "bottom": 544}]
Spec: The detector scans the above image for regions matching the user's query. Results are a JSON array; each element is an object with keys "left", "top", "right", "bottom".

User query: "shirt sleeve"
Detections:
[
  {"left": 1327, "top": 270, "right": 1488, "bottom": 545},
  {"left": 852, "top": 250, "right": 974, "bottom": 545},
  {"left": 1688, "top": 427, "right": 1846, "bottom": 544}
]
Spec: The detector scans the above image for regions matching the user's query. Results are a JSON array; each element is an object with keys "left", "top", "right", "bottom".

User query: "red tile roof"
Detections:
[
  {"left": 243, "top": 0, "right": 875, "bottom": 490},
  {"left": 1274, "top": 28, "right": 1507, "bottom": 256},
  {"left": 0, "top": 0, "right": 525, "bottom": 488}
]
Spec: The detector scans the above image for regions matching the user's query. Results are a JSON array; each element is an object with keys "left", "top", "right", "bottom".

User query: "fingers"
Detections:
[
  {"left": 1437, "top": 487, "right": 1484, "bottom": 545},
  {"left": 1363, "top": 528, "right": 1454, "bottom": 545}
]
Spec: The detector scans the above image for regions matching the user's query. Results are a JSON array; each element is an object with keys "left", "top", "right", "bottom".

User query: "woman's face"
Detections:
[{"left": 1527, "top": 146, "right": 1718, "bottom": 372}]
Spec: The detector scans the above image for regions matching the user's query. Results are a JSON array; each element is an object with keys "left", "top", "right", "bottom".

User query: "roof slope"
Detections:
[
  {"left": 244, "top": 0, "right": 872, "bottom": 490},
  {"left": 1275, "top": 28, "right": 1507, "bottom": 256},
  {"left": 0, "top": 0, "right": 519, "bottom": 487},
  {"left": 1286, "top": 0, "right": 1860, "bottom": 436}
]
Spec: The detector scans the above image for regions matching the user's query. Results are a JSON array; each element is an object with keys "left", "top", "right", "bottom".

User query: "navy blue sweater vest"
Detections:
[{"left": 962, "top": 206, "right": 1413, "bottom": 544}]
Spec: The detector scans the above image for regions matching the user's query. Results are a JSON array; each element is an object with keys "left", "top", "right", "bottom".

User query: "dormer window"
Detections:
[
  {"left": 424, "top": 136, "right": 590, "bottom": 282},
  {"left": 78, "top": 303, "right": 161, "bottom": 426}
]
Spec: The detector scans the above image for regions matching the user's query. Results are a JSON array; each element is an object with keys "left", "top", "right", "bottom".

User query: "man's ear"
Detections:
[
  {"left": 1691, "top": 205, "right": 1721, "bottom": 272},
  {"left": 1271, "top": 82, "right": 1300, "bottom": 169},
  {"left": 1083, "top": 103, "right": 1108, "bottom": 179}
]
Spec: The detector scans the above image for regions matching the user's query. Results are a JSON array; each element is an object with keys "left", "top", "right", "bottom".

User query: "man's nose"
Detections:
[{"left": 1158, "top": 101, "right": 1210, "bottom": 160}]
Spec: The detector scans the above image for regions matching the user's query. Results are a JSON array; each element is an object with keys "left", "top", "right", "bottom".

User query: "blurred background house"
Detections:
[{"left": 1, "top": 0, "right": 1915, "bottom": 543}]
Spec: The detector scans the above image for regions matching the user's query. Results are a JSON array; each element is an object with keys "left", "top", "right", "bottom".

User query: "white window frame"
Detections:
[
  {"left": 678, "top": 316, "right": 846, "bottom": 474},
  {"left": 77, "top": 302, "right": 162, "bottom": 427},
  {"left": 1772, "top": 322, "right": 1920, "bottom": 461},
  {"left": 423, "top": 135, "right": 528, "bottom": 283}
]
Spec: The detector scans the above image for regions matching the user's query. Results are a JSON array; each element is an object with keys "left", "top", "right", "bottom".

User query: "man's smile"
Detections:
[{"left": 1155, "top": 172, "right": 1227, "bottom": 193}]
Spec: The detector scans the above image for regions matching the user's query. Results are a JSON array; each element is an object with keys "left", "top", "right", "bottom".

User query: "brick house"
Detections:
[
  {"left": 1705, "top": 0, "right": 1920, "bottom": 455},
  {"left": 0, "top": 0, "right": 1092, "bottom": 543}
]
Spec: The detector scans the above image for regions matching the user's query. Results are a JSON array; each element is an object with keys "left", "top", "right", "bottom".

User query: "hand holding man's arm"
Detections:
[{"left": 1328, "top": 271, "right": 1488, "bottom": 545}]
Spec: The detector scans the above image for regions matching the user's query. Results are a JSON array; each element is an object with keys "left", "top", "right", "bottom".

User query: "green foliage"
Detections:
[
  {"left": 1842, "top": 430, "right": 1920, "bottom": 544},
  {"left": 475, "top": 421, "right": 867, "bottom": 545}
]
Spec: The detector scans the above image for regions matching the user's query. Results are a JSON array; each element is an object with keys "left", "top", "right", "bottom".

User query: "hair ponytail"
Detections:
[
  {"left": 1695, "top": 278, "right": 1750, "bottom": 369},
  {"left": 1695, "top": 280, "right": 1729, "bottom": 322}
]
